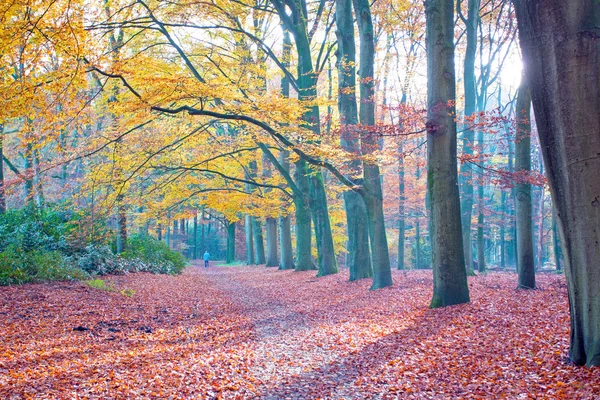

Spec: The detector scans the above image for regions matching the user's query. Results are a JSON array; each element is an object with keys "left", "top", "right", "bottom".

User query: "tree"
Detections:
[
  {"left": 514, "top": 76, "right": 535, "bottom": 289},
  {"left": 513, "top": 0, "right": 600, "bottom": 366},
  {"left": 335, "top": 0, "right": 372, "bottom": 281},
  {"left": 425, "top": 0, "right": 470, "bottom": 308}
]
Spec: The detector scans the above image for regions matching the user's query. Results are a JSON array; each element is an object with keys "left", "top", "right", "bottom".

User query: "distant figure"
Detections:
[{"left": 203, "top": 251, "right": 210, "bottom": 268}]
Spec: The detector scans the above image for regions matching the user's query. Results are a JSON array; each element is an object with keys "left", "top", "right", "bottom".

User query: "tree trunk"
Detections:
[
  {"left": 278, "top": 1, "right": 337, "bottom": 277},
  {"left": 537, "top": 186, "right": 545, "bottom": 271},
  {"left": 265, "top": 217, "right": 278, "bottom": 267},
  {"left": 279, "top": 213, "right": 294, "bottom": 270},
  {"left": 460, "top": 0, "right": 481, "bottom": 274},
  {"left": 398, "top": 140, "right": 406, "bottom": 270},
  {"left": 425, "top": 0, "right": 470, "bottom": 308},
  {"left": 294, "top": 163, "right": 316, "bottom": 271},
  {"left": 227, "top": 221, "right": 235, "bottom": 264},
  {"left": 477, "top": 130, "right": 485, "bottom": 273},
  {"left": 335, "top": 0, "right": 372, "bottom": 280},
  {"left": 515, "top": 77, "right": 535, "bottom": 289},
  {"left": 193, "top": 215, "right": 198, "bottom": 259},
  {"left": 500, "top": 190, "right": 506, "bottom": 269},
  {"left": 245, "top": 215, "right": 254, "bottom": 265},
  {"left": 354, "top": 0, "right": 392, "bottom": 289},
  {"left": 277, "top": 31, "right": 296, "bottom": 271},
  {"left": 514, "top": 0, "right": 600, "bottom": 366},
  {"left": 552, "top": 209, "right": 562, "bottom": 272},
  {"left": 253, "top": 217, "right": 266, "bottom": 265}
]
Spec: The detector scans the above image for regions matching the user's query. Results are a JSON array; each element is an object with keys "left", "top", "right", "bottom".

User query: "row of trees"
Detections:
[{"left": 0, "top": 0, "right": 598, "bottom": 365}]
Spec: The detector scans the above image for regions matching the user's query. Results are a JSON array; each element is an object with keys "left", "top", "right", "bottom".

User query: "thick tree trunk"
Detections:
[
  {"left": 354, "top": 0, "right": 392, "bottom": 289},
  {"left": 515, "top": 78, "right": 535, "bottom": 289},
  {"left": 157, "top": 223, "right": 162, "bottom": 241},
  {"left": 460, "top": 0, "right": 481, "bottom": 274},
  {"left": 227, "top": 221, "right": 235, "bottom": 264},
  {"left": 514, "top": 0, "right": 600, "bottom": 366},
  {"left": 425, "top": 0, "right": 470, "bottom": 308},
  {"left": 294, "top": 165, "right": 316, "bottom": 271},
  {"left": 335, "top": 0, "right": 372, "bottom": 280}
]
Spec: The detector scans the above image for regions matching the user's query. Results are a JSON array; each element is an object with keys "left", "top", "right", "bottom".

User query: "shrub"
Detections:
[
  {"left": 0, "top": 246, "right": 88, "bottom": 286},
  {"left": 121, "top": 234, "right": 186, "bottom": 274}
]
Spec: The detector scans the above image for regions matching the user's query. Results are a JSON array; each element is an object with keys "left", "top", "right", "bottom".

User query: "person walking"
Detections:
[{"left": 203, "top": 250, "right": 210, "bottom": 268}]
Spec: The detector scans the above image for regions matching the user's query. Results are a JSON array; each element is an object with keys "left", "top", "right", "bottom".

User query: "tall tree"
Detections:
[
  {"left": 425, "top": 0, "right": 470, "bottom": 308},
  {"left": 353, "top": 0, "right": 393, "bottom": 289},
  {"left": 513, "top": 0, "right": 600, "bottom": 366},
  {"left": 514, "top": 76, "right": 535, "bottom": 289},
  {"left": 458, "top": 0, "right": 481, "bottom": 273},
  {"left": 335, "top": 0, "right": 372, "bottom": 281}
]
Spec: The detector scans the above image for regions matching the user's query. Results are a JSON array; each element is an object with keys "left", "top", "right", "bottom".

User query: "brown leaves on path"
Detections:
[{"left": 1, "top": 266, "right": 598, "bottom": 399}]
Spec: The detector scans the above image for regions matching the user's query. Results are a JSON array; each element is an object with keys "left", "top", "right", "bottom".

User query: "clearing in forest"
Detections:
[{"left": 0, "top": 265, "right": 598, "bottom": 399}]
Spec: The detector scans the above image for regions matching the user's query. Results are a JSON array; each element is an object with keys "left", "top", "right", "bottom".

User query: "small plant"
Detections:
[
  {"left": 84, "top": 279, "right": 115, "bottom": 292},
  {"left": 120, "top": 288, "right": 135, "bottom": 297}
]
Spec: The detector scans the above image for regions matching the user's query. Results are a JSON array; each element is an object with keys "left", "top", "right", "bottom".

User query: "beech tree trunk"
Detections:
[
  {"left": 354, "top": 0, "right": 392, "bottom": 289},
  {"left": 227, "top": 221, "right": 235, "bottom": 264},
  {"left": 398, "top": 140, "right": 406, "bottom": 270},
  {"left": 253, "top": 218, "right": 266, "bottom": 264},
  {"left": 277, "top": 31, "right": 296, "bottom": 271},
  {"left": 335, "top": 0, "right": 372, "bottom": 280},
  {"left": 477, "top": 130, "right": 485, "bottom": 273},
  {"left": 515, "top": 77, "right": 535, "bottom": 289},
  {"left": 272, "top": 0, "right": 337, "bottom": 276},
  {"left": 552, "top": 210, "right": 562, "bottom": 272},
  {"left": 514, "top": 0, "right": 600, "bottom": 366},
  {"left": 245, "top": 215, "right": 254, "bottom": 265},
  {"left": 425, "top": 0, "right": 470, "bottom": 308},
  {"left": 460, "top": 0, "right": 481, "bottom": 274}
]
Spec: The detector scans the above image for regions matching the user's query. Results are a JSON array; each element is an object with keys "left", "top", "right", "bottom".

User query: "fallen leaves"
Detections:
[{"left": 0, "top": 266, "right": 598, "bottom": 399}]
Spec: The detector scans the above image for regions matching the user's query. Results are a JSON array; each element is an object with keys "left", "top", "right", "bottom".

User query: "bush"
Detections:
[
  {"left": 0, "top": 204, "right": 186, "bottom": 285},
  {"left": 0, "top": 246, "right": 88, "bottom": 286},
  {"left": 121, "top": 234, "right": 186, "bottom": 275}
]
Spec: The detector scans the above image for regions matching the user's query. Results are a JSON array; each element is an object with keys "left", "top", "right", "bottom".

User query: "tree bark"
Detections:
[
  {"left": 425, "top": 0, "right": 470, "bottom": 308},
  {"left": 398, "top": 140, "right": 406, "bottom": 270},
  {"left": 477, "top": 130, "right": 485, "bottom": 272},
  {"left": 245, "top": 215, "right": 254, "bottom": 265},
  {"left": 227, "top": 221, "right": 235, "bottom": 263},
  {"left": 459, "top": 0, "right": 481, "bottom": 274},
  {"left": 253, "top": 217, "right": 266, "bottom": 264},
  {"left": 354, "top": 0, "right": 392, "bottom": 289},
  {"left": 335, "top": 0, "right": 372, "bottom": 280},
  {"left": 514, "top": 0, "right": 600, "bottom": 366},
  {"left": 515, "top": 77, "right": 535, "bottom": 289}
]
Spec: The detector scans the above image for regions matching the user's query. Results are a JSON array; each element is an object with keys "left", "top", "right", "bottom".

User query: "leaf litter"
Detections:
[{"left": 0, "top": 266, "right": 598, "bottom": 399}]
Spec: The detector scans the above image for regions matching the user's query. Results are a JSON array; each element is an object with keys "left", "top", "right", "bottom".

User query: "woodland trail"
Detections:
[{"left": 1, "top": 265, "right": 599, "bottom": 399}]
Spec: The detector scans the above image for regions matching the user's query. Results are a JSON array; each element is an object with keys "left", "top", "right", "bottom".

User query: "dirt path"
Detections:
[{"left": 1, "top": 264, "right": 598, "bottom": 399}]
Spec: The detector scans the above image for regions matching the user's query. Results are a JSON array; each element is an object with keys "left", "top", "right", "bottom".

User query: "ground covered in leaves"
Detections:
[{"left": 1, "top": 265, "right": 598, "bottom": 399}]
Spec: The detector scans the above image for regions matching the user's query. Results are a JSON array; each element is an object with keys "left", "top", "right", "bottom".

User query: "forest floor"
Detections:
[{"left": 1, "top": 264, "right": 598, "bottom": 399}]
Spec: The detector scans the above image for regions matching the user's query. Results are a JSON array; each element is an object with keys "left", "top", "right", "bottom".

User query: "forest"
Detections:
[{"left": 1, "top": 0, "right": 599, "bottom": 397}]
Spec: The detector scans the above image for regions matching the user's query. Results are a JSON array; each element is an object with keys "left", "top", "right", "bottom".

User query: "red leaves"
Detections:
[{"left": 1, "top": 268, "right": 598, "bottom": 398}]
